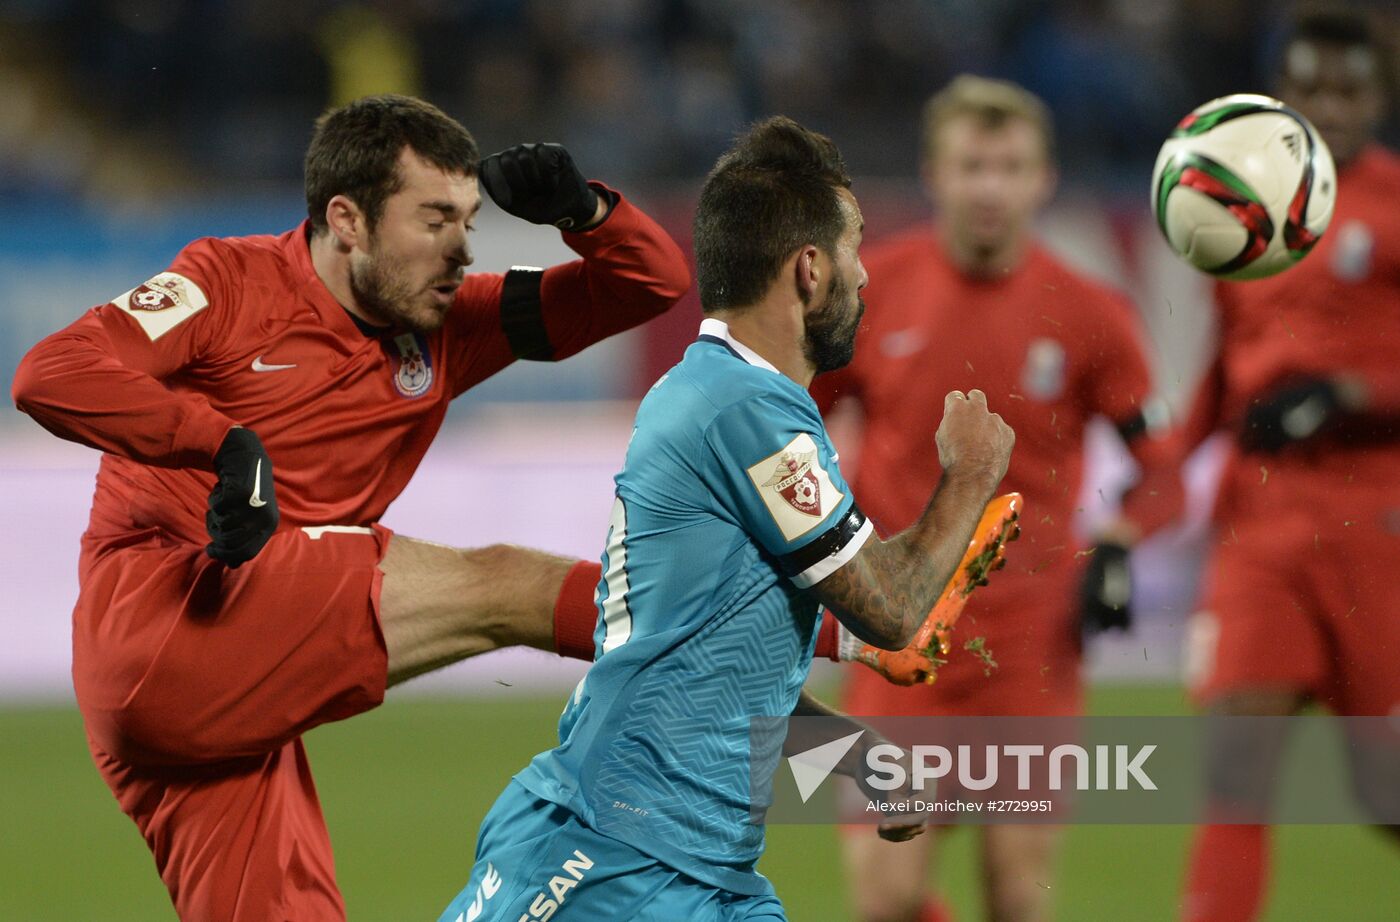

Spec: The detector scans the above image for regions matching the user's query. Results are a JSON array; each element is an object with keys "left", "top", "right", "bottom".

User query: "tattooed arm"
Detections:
[{"left": 810, "top": 389, "right": 1014, "bottom": 650}]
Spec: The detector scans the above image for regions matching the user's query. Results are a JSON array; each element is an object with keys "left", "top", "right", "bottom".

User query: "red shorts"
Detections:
[
  {"left": 1188, "top": 476, "right": 1400, "bottom": 716},
  {"left": 843, "top": 573, "right": 1084, "bottom": 719},
  {"left": 73, "top": 524, "right": 392, "bottom": 922}
]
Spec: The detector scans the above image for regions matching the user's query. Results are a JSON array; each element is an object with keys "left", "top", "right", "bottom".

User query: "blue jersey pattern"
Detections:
[{"left": 514, "top": 320, "right": 871, "bottom": 896}]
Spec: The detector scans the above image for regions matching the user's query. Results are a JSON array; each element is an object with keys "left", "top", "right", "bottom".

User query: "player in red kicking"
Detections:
[
  {"left": 1180, "top": 10, "right": 1400, "bottom": 921},
  {"left": 11, "top": 95, "right": 692, "bottom": 922},
  {"left": 812, "top": 76, "right": 1182, "bottom": 922}
]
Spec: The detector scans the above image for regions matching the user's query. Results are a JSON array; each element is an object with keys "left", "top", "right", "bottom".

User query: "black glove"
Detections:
[
  {"left": 479, "top": 143, "right": 599, "bottom": 230},
  {"left": 1239, "top": 377, "right": 1342, "bottom": 453},
  {"left": 206, "top": 427, "right": 279, "bottom": 568},
  {"left": 1080, "top": 541, "right": 1133, "bottom": 635}
]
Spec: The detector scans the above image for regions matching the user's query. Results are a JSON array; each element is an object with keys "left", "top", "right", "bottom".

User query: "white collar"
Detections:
[{"left": 697, "top": 318, "right": 781, "bottom": 374}]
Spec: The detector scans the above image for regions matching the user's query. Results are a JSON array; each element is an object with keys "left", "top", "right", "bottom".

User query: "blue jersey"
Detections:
[{"left": 514, "top": 319, "right": 872, "bottom": 895}]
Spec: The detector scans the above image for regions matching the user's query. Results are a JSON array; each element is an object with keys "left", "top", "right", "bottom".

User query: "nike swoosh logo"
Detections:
[
  {"left": 249, "top": 459, "right": 267, "bottom": 508},
  {"left": 251, "top": 355, "right": 297, "bottom": 372}
]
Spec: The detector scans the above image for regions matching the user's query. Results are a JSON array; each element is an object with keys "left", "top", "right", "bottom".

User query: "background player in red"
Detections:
[
  {"left": 1180, "top": 10, "right": 1400, "bottom": 921},
  {"left": 813, "top": 76, "right": 1182, "bottom": 922},
  {"left": 10, "top": 95, "right": 690, "bottom": 921}
]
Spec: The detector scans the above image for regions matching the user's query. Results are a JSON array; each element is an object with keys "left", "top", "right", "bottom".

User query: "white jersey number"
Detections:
[{"left": 599, "top": 495, "right": 634, "bottom": 654}]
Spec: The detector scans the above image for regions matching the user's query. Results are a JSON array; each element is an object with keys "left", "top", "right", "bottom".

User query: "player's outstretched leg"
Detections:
[{"left": 377, "top": 534, "right": 584, "bottom": 687}]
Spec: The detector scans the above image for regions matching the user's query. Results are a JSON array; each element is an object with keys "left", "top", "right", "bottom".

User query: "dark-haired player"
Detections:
[
  {"left": 12, "top": 94, "right": 690, "bottom": 921},
  {"left": 1180, "top": 9, "right": 1400, "bottom": 920},
  {"left": 439, "top": 116, "right": 1014, "bottom": 922}
]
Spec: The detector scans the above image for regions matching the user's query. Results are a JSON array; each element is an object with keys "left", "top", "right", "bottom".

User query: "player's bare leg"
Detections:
[
  {"left": 1200, "top": 688, "right": 1304, "bottom": 815},
  {"left": 1181, "top": 688, "right": 1303, "bottom": 922},
  {"left": 378, "top": 535, "right": 577, "bottom": 687},
  {"left": 842, "top": 826, "right": 939, "bottom": 922},
  {"left": 980, "top": 825, "right": 1060, "bottom": 922}
]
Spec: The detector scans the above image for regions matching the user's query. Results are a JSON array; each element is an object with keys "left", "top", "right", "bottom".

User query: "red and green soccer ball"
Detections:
[{"left": 1151, "top": 93, "right": 1337, "bottom": 280}]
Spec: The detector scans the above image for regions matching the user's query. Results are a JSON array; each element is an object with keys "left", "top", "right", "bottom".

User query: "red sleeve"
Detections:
[
  {"left": 11, "top": 239, "right": 240, "bottom": 468},
  {"left": 809, "top": 363, "right": 860, "bottom": 417},
  {"left": 1177, "top": 283, "right": 1232, "bottom": 450},
  {"left": 1121, "top": 422, "right": 1185, "bottom": 537},
  {"left": 1078, "top": 292, "right": 1184, "bottom": 536},
  {"left": 445, "top": 185, "right": 690, "bottom": 397},
  {"left": 1078, "top": 292, "right": 1154, "bottom": 424}
]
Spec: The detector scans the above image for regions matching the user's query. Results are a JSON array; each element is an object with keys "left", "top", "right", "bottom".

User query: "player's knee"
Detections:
[
  {"left": 1203, "top": 744, "right": 1275, "bottom": 817},
  {"left": 852, "top": 889, "right": 924, "bottom": 922},
  {"left": 78, "top": 667, "right": 199, "bottom": 764},
  {"left": 87, "top": 698, "right": 196, "bottom": 764},
  {"left": 1200, "top": 701, "right": 1298, "bottom": 816},
  {"left": 844, "top": 841, "right": 926, "bottom": 922},
  {"left": 91, "top": 689, "right": 283, "bottom": 766},
  {"left": 985, "top": 871, "right": 1051, "bottom": 922},
  {"left": 984, "top": 834, "right": 1057, "bottom": 922}
]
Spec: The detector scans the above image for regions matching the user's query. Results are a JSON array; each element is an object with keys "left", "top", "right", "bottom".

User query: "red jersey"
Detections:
[
  {"left": 12, "top": 191, "right": 689, "bottom": 554},
  {"left": 1187, "top": 144, "right": 1400, "bottom": 509},
  {"left": 814, "top": 230, "right": 1177, "bottom": 580}
]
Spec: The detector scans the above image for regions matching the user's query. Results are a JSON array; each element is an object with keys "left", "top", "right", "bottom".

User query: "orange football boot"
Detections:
[{"left": 850, "top": 492, "right": 1023, "bottom": 685}]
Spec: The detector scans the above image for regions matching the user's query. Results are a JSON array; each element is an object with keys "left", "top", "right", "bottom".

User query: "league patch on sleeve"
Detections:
[
  {"left": 111, "top": 272, "right": 210, "bottom": 340},
  {"left": 746, "top": 432, "right": 845, "bottom": 542}
]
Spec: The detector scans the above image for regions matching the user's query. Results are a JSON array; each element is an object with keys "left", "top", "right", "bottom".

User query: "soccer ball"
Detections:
[{"left": 1151, "top": 93, "right": 1336, "bottom": 280}]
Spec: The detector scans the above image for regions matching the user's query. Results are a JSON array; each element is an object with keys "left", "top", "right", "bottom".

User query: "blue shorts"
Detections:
[{"left": 438, "top": 781, "right": 786, "bottom": 922}]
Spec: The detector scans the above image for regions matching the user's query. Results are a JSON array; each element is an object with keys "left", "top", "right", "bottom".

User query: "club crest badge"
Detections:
[
  {"left": 111, "top": 272, "right": 209, "bottom": 340},
  {"left": 391, "top": 332, "right": 434, "bottom": 398},
  {"left": 1021, "top": 337, "right": 1066, "bottom": 401},
  {"left": 746, "top": 432, "right": 844, "bottom": 541},
  {"left": 1330, "top": 220, "right": 1373, "bottom": 283},
  {"left": 764, "top": 449, "right": 822, "bottom": 517}
]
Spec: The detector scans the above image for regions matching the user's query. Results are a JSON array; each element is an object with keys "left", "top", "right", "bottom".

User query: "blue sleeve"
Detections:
[{"left": 701, "top": 393, "right": 872, "bottom": 588}]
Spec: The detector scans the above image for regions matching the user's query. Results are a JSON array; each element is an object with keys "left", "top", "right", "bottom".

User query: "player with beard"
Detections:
[
  {"left": 438, "top": 116, "right": 1014, "bottom": 922},
  {"left": 11, "top": 94, "right": 692, "bottom": 921},
  {"left": 811, "top": 76, "right": 1182, "bottom": 922},
  {"left": 1180, "top": 9, "right": 1400, "bottom": 921}
]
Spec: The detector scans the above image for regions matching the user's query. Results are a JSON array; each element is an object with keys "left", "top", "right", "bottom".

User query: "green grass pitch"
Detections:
[{"left": 2, "top": 684, "right": 1396, "bottom": 920}]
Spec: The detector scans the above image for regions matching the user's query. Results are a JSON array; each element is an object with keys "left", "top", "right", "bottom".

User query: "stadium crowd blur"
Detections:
[
  {"left": 3, "top": 0, "right": 1396, "bottom": 207},
  {"left": 1, "top": 0, "right": 1397, "bottom": 424}
]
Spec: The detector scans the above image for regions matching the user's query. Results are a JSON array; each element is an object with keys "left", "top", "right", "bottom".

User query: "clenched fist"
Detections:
[
  {"left": 935, "top": 389, "right": 1015, "bottom": 490},
  {"left": 479, "top": 143, "right": 602, "bottom": 230}
]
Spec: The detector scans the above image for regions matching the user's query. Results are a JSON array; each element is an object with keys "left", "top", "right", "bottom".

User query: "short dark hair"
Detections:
[
  {"left": 1281, "top": 6, "right": 1393, "bottom": 102},
  {"left": 305, "top": 94, "right": 479, "bottom": 234},
  {"left": 693, "top": 116, "right": 852, "bottom": 312},
  {"left": 1288, "top": 6, "right": 1375, "bottom": 51}
]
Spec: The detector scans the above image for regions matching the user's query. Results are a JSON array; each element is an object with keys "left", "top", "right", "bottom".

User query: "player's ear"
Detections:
[
  {"left": 794, "top": 244, "right": 821, "bottom": 305},
  {"left": 326, "top": 195, "right": 365, "bottom": 252}
]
